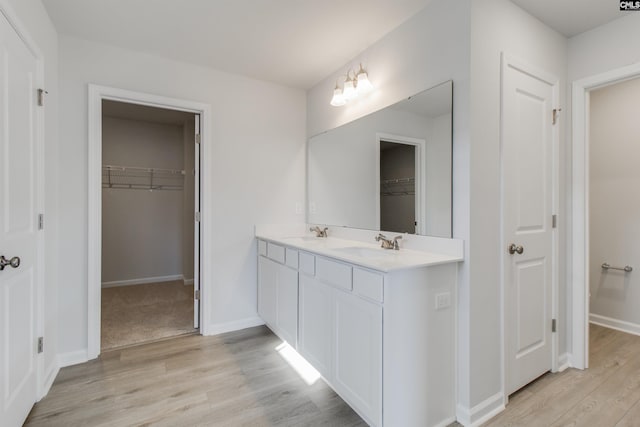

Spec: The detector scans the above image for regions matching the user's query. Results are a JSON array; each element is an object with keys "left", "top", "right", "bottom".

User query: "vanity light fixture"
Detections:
[{"left": 330, "top": 63, "right": 373, "bottom": 107}]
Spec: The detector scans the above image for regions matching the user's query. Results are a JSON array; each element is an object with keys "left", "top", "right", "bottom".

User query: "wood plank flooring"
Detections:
[
  {"left": 26, "top": 326, "right": 366, "bottom": 427},
  {"left": 480, "top": 324, "right": 640, "bottom": 426},
  {"left": 26, "top": 324, "right": 640, "bottom": 426}
]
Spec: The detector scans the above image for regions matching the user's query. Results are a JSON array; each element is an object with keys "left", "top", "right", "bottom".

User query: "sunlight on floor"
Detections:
[{"left": 275, "top": 342, "right": 321, "bottom": 385}]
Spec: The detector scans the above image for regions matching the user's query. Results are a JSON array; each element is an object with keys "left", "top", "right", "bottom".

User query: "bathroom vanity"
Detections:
[{"left": 255, "top": 228, "right": 463, "bottom": 427}]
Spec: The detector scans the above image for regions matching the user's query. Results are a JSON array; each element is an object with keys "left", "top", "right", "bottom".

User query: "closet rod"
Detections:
[{"left": 103, "top": 165, "right": 185, "bottom": 175}]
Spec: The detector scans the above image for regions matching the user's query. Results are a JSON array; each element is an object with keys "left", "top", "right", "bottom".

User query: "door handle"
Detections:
[
  {"left": 0, "top": 255, "right": 20, "bottom": 271},
  {"left": 508, "top": 244, "right": 524, "bottom": 255}
]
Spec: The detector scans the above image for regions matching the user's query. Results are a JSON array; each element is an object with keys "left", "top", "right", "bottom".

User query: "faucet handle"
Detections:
[
  {"left": 393, "top": 235, "right": 402, "bottom": 250},
  {"left": 375, "top": 233, "right": 387, "bottom": 242}
]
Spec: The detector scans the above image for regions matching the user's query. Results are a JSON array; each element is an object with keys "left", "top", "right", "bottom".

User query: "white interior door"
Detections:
[
  {"left": 193, "top": 114, "right": 201, "bottom": 329},
  {"left": 0, "top": 11, "right": 40, "bottom": 426},
  {"left": 502, "top": 55, "right": 556, "bottom": 395}
]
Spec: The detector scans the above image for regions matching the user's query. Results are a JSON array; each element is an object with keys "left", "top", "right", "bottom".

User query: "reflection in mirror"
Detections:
[{"left": 307, "top": 80, "right": 452, "bottom": 237}]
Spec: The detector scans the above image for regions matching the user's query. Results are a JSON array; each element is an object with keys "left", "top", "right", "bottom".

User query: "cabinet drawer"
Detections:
[
  {"left": 285, "top": 248, "right": 299, "bottom": 269},
  {"left": 353, "top": 268, "right": 384, "bottom": 303},
  {"left": 299, "top": 252, "right": 315, "bottom": 276},
  {"left": 258, "top": 240, "right": 267, "bottom": 256},
  {"left": 317, "top": 257, "right": 352, "bottom": 291},
  {"left": 267, "top": 242, "right": 286, "bottom": 264}
]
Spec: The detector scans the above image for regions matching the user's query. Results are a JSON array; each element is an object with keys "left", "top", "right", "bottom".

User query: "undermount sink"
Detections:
[
  {"left": 283, "top": 236, "right": 325, "bottom": 244},
  {"left": 332, "top": 246, "right": 396, "bottom": 259}
]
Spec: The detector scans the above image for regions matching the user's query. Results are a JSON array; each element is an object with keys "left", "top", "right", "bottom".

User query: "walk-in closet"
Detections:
[{"left": 100, "top": 100, "right": 199, "bottom": 350}]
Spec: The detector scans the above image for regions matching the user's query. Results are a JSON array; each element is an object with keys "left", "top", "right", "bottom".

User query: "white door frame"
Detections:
[
  {"left": 375, "top": 133, "right": 427, "bottom": 235},
  {"left": 570, "top": 62, "right": 640, "bottom": 370},
  {"left": 87, "top": 85, "right": 212, "bottom": 359},
  {"left": 0, "top": 0, "right": 48, "bottom": 400},
  {"left": 500, "top": 53, "right": 560, "bottom": 401}
]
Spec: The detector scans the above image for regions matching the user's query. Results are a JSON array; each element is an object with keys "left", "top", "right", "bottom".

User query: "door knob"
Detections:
[
  {"left": 0, "top": 256, "right": 20, "bottom": 270},
  {"left": 508, "top": 244, "right": 524, "bottom": 255}
]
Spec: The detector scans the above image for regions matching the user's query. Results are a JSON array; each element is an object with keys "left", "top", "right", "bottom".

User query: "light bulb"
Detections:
[
  {"left": 342, "top": 75, "right": 356, "bottom": 101},
  {"left": 330, "top": 85, "right": 346, "bottom": 106},
  {"left": 356, "top": 65, "right": 373, "bottom": 94}
]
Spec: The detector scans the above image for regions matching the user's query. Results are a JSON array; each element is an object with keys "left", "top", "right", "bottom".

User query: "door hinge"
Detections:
[
  {"left": 552, "top": 214, "right": 557, "bottom": 229},
  {"left": 552, "top": 108, "right": 562, "bottom": 125},
  {"left": 38, "top": 213, "right": 44, "bottom": 230},
  {"left": 194, "top": 289, "right": 200, "bottom": 300},
  {"left": 37, "top": 89, "right": 48, "bottom": 107},
  {"left": 195, "top": 212, "right": 201, "bottom": 222},
  {"left": 552, "top": 319, "right": 557, "bottom": 333},
  {"left": 37, "top": 337, "right": 44, "bottom": 353},
  {"left": 195, "top": 134, "right": 201, "bottom": 144}
]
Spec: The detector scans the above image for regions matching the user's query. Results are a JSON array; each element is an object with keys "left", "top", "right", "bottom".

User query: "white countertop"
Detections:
[{"left": 256, "top": 233, "right": 464, "bottom": 273}]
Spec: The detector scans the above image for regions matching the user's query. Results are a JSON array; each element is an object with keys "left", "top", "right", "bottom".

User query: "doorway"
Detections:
[
  {"left": 379, "top": 141, "right": 417, "bottom": 234},
  {"left": 376, "top": 134, "right": 426, "bottom": 234},
  {"left": 584, "top": 76, "right": 640, "bottom": 359},
  {"left": 88, "top": 85, "right": 212, "bottom": 359},
  {"left": 100, "top": 100, "right": 199, "bottom": 350},
  {"left": 571, "top": 63, "right": 640, "bottom": 370}
]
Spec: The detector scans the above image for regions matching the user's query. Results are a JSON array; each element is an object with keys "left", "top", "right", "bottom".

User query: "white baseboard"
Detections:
[
  {"left": 183, "top": 278, "right": 194, "bottom": 285},
  {"left": 558, "top": 352, "right": 571, "bottom": 372},
  {"left": 204, "top": 317, "right": 264, "bottom": 336},
  {"left": 58, "top": 349, "right": 89, "bottom": 368},
  {"left": 102, "top": 274, "right": 184, "bottom": 288},
  {"left": 590, "top": 313, "right": 640, "bottom": 337},
  {"left": 39, "top": 362, "right": 60, "bottom": 400},
  {"left": 457, "top": 392, "right": 505, "bottom": 426}
]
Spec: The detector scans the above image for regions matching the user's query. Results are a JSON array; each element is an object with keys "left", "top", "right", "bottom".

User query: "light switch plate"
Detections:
[{"left": 435, "top": 292, "right": 451, "bottom": 310}]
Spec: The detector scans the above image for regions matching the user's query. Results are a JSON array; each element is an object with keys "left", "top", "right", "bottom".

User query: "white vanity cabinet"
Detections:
[
  {"left": 257, "top": 242, "right": 298, "bottom": 346},
  {"left": 256, "top": 237, "right": 458, "bottom": 427}
]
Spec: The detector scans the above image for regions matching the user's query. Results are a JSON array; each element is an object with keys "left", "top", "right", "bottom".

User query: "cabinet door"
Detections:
[
  {"left": 258, "top": 256, "right": 277, "bottom": 328},
  {"left": 298, "top": 274, "right": 333, "bottom": 378},
  {"left": 333, "top": 289, "right": 382, "bottom": 427},
  {"left": 276, "top": 265, "right": 298, "bottom": 346}
]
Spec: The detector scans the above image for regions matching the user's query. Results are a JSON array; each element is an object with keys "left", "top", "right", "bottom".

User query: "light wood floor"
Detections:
[
  {"left": 26, "top": 326, "right": 366, "bottom": 427},
  {"left": 479, "top": 324, "right": 640, "bottom": 426},
  {"left": 26, "top": 324, "right": 640, "bottom": 426}
]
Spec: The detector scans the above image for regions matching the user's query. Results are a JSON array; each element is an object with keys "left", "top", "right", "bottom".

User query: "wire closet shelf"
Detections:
[
  {"left": 102, "top": 165, "right": 185, "bottom": 191},
  {"left": 381, "top": 177, "right": 415, "bottom": 196}
]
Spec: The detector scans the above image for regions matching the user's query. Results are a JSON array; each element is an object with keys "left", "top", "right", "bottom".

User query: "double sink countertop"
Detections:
[{"left": 256, "top": 231, "right": 464, "bottom": 273}]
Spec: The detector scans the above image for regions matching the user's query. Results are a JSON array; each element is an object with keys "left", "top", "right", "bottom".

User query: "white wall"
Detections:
[
  {"left": 3, "top": 0, "right": 60, "bottom": 394},
  {"left": 568, "top": 14, "right": 640, "bottom": 82},
  {"left": 468, "top": 0, "right": 567, "bottom": 417},
  {"left": 58, "top": 35, "right": 306, "bottom": 356},
  {"left": 589, "top": 78, "right": 640, "bottom": 329},
  {"left": 102, "top": 117, "right": 187, "bottom": 284}
]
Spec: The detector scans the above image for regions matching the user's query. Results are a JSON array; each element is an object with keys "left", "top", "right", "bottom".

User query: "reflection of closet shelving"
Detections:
[
  {"left": 102, "top": 165, "right": 185, "bottom": 191},
  {"left": 381, "top": 177, "right": 415, "bottom": 196}
]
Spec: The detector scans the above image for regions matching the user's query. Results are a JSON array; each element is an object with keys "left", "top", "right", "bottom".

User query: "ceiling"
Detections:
[
  {"left": 42, "top": 1, "right": 631, "bottom": 90},
  {"left": 511, "top": 0, "right": 629, "bottom": 37},
  {"left": 41, "top": 0, "right": 433, "bottom": 89}
]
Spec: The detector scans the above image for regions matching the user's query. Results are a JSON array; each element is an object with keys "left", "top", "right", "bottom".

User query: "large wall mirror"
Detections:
[{"left": 308, "top": 80, "right": 452, "bottom": 238}]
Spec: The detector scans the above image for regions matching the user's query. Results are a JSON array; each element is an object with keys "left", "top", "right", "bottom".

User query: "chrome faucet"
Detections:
[
  {"left": 375, "top": 233, "right": 402, "bottom": 250},
  {"left": 310, "top": 226, "right": 328, "bottom": 238}
]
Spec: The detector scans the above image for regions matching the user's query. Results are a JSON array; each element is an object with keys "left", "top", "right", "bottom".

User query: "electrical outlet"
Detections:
[
  {"left": 309, "top": 202, "right": 317, "bottom": 214},
  {"left": 435, "top": 292, "right": 451, "bottom": 310},
  {"left": 295, "top": 202, "right": 303, "bottom": 215}
]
